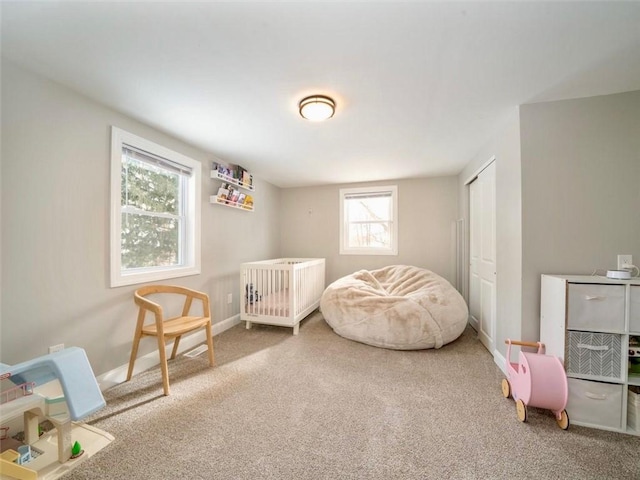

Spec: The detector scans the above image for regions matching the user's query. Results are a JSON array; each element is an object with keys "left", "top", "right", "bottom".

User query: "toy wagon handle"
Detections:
[
  {"left": 505, "top": 339, "right": 545, "bottom": 354},
  {"left": 505, "top": 339, "right": 542, "bottom": 348}
]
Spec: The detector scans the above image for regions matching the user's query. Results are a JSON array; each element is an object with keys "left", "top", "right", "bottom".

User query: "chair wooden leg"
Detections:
[
  {"left": 170, "top": 336, "right": 181, "bottom": 360},
  {"left": 157, "top": 333, "right": 170, "bottom": 396},
  {"left": 205, "top": 321, "right": 215, "bottom": 367},
  {"left": 128, "top": 307, "right": 148, "bottom": 382},
  {"left": 126, "top": 329, "right": 143, "bottom": 382}
]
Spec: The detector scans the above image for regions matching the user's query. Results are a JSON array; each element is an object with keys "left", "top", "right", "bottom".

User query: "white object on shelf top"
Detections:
[{"left": 542, "top": 274, "right": 640, "bottom": 285}]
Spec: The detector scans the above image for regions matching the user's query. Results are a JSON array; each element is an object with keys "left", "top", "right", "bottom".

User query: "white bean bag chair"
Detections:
[{"left": 320, "top": 265, "right": 468, "bottom": 350}]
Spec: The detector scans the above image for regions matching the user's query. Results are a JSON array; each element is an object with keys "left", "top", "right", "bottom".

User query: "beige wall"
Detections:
[
  {"left": 280, "top": 177, "right": 459, "bottom": 285},
  {"left": 458, "top": 110, "right": 523, "bottom": 359},
  {"left": 1, "top": 60, "right": 282, "bottom": 373},
  {"left": 458, "top": 90, "right": 640, "bottom": 364},
  {"left": 520, "top": 90, "right": 640, "bottom": 340},
  {"left": 4, "top": 57, "right": 637, "bottom": 382}
]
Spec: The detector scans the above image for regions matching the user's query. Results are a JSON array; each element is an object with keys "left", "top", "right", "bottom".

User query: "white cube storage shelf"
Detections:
[{"left": 541, "top": 274, "right": 640, "bottom": 435}]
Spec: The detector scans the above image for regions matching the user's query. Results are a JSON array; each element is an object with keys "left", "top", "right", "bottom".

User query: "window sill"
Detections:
[{"left": 110, "top": 266, "right": 200, "bottom": 288}]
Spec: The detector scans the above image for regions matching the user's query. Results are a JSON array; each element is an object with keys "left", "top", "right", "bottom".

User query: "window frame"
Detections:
[
  {"left": 339, "top": 185, "right": 398, "bottom": 256},
  {"left": 110, "top": 127, "right": 201, "bottom": 287}
]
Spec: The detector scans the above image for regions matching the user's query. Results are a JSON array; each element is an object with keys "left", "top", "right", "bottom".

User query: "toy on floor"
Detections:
[
  {"left": 71, "top": 441, "right": 84, "bottom": 459},
  {"left": 501, "top": 339, "right": 569, "bottom": 429},
  {"left": 0, "top": 448, "right": 37, "bottom": 480}
]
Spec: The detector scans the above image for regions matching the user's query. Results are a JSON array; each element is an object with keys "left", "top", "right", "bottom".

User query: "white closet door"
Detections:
[
  {"left": 469, "top": 181, "right": 481, "bottom": 332},
  {"left": 469, "top": 161, "right": 496, "bottom": 353}
]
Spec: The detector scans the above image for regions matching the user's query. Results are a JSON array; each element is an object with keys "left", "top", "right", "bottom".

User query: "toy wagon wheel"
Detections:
[
  {"left": 516, "top": 399, "right": 527, "bottom": 422},
  {"left": 501, "top": 378, "right": 512, "bottom": 399},
  {"left": 556, "top": 409, "right": 570, "bottom": 430}
]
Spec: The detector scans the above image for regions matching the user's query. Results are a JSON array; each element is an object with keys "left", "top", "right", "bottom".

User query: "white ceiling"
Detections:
[{"left": 2, "top": 1, "right": 640, "bottom": 188}]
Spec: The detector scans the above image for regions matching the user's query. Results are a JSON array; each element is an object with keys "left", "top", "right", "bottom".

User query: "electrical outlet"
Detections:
[
  {"left": 48, "top": 344, "right": 64, "bottom": 354},
  {"left": 618, "top": 255, "right": 633, "bottom": 270},
  {"left": 227, "top": 293, "right": 233, "bottom": 304}
]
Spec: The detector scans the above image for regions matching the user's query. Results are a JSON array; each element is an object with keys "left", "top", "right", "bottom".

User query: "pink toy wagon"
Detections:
[{"left": 501, "top": 339, "right": 569, "bottom": 429}]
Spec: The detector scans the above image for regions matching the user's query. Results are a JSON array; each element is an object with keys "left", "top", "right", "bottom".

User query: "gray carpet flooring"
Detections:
[{"left": 64, "top": 312, "right": 640, "bottom": 479}]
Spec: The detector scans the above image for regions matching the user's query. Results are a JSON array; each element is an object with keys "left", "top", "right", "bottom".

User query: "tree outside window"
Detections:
[
  {"left": 110, "top": 127, "right": 201, "bottom": 287},
  {"left": 340, "top": 186, "right": 398, "bottom": 255},
  {"left": 121, "top": 156, "right": 182, "bottom": 269}
]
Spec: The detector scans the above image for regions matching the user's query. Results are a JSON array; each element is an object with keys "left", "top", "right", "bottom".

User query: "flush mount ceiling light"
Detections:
[{"left": 299, "top": 95, "right": 336, "bottom": 121}]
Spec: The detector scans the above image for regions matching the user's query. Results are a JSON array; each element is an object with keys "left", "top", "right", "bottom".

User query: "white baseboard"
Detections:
[
  {"left": 467, "top": 319, "right": 506, "bottom": 376},
  {"left": 96, "top": 314, "right": 241, "bottom": 391},
  {"left": 468, "top": 316, "right": 479, "bottom": 332},
  {"left": 211, "top": 314, "right": 242, "bottom": 337},
  {"left": 493, "top": 348, "right": 507, "bottom": 376}
]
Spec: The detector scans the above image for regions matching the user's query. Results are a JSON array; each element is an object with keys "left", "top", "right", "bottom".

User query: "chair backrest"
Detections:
[{"left": 134, "top": 285, "right": 210, "bottom": 319}]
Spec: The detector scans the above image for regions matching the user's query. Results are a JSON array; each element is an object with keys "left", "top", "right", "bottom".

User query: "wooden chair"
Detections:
[{"left": 126, "top": 285, "right": 215, "bottom": 395}]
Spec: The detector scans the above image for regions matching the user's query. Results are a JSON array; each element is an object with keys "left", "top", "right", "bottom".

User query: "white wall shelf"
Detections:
[
  {"left": 210, "top": 170, "right": 254, "bottom": 192},
  {"left": 210, "top": 165, "right": 255, "bottom": 211},
  {"left": 209, "top": 195, "right": 254, "bottom": 212}
]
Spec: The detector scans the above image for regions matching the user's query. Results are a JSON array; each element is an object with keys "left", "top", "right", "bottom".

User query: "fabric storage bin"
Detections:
[
  {"left": 629, "top": 389, "right": 639, "bottom": 414},
  {"left": 567, "top": 378, "right": 623, "bottom": 430},
  {"left": 568, "top": 284, "right": 625, "bottom": 331},
  {"left": 628, "top": 389, "right": 639, "bottom": 430},
  {"left": 630, "top": 286, "right": 640, "bottom": 333},
  {"left": 566, "top": 331, "right": 623, "bottom": 380},
  {"left": 627, "top": 412, "right": 640, "bottom": 432}
]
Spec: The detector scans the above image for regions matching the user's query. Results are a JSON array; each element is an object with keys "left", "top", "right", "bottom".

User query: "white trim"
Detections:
[
  {"left": 110, "top": 127, "right": 201, "bottom": 287},
  {"left": 96, "top": 314, "right": 241, "bottom": 391},
  {"left": 493, "top": 348, "right": 507, "bottom": 377},
  {"left": 464, "top": 155, "right": 496, "bottom": 186},
  {"left": 339, "top": 185, "right": 398, "bottom": 256},
  {"left": 455, "top": 218, "right": 465, "bottom": 295},
  {"left": 468, "top": 160, "right": 497, "bottom": 354}
]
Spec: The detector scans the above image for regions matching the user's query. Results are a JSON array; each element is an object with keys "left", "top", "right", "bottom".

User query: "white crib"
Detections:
[{"left": 241, "top": 258, "right": 325, "bottom": 335}]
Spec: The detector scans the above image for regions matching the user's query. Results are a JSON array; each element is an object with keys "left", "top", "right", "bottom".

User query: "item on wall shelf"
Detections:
[
  {"left": 210, "top": 160, "right": 255, "bottom": 210},
  {"left": 228, "top": 188, "right": 240, "bottom": 204},
  {"left": 242, "top": 170, "right": 252, "bottom": 187},
  {"left": 217, "top": 184, "right": 229, "bottom": 202},
  {"left": 212, "top": 162, "right": 233, "bottom": 180},
  {"left": 210, "top": 194, "right": 254, "bottom": 211},
  {"left": 211, "top": 162, "right": 254, "bottom": 191},
  {"left": 210, "top": 161, "right": 255, "bottom": 211}
]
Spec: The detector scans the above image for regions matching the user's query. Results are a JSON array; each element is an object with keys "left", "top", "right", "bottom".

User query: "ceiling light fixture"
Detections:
[{"left": 299, "top": 95, "right": 336, "bottom": 121}]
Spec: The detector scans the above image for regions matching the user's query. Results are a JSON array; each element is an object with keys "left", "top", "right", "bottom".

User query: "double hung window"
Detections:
[
  {"left": 340, "top": 185, "right": 398, "bottom": 255},
  {"left": 110, "top": 127, "right": 201, "bottom": 287}
]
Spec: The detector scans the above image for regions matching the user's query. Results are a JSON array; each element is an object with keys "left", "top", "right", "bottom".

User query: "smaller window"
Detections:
[{"left": 340, "top": 185, "right": 398, "bottom": 255}]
